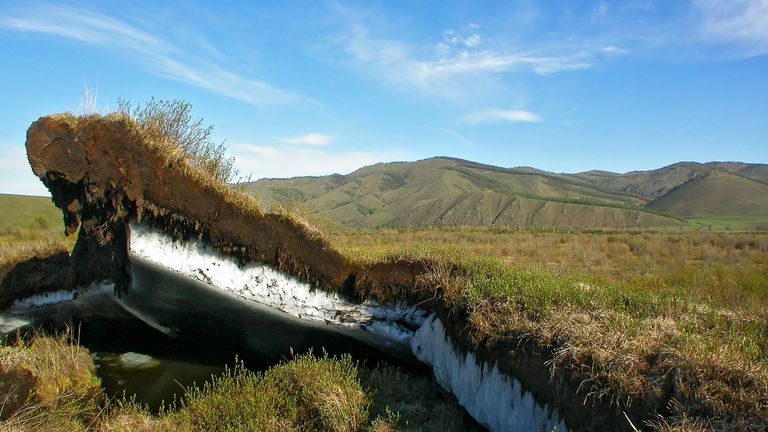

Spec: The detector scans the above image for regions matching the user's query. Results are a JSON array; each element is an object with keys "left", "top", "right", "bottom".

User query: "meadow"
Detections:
[{"left": 331, "top": 226, "right": 768, "bottom": 314}]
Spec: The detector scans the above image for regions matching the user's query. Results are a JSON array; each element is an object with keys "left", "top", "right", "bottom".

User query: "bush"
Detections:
[
  {"left": 161, "top": 352, "right": 370, "bottom": 432},
  {"left": 0, "top": 332, "right": 103, "bottom": 431},
  {"left": 116, "top": 98, "right": 238, "bottom": 184}
]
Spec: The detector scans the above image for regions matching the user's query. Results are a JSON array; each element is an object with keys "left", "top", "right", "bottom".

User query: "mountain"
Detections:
[
  {"left": 242, "top": 157, "right": 768, "bottom": 230},
  {"left": 647, "top": 171, "right": 768, "bottom": 225},
  {"left": 705, "top": 162, "right": 768, "bottom": 184},
  {"left": 243, "top": 158, "right": 657, "bottom": 229}
]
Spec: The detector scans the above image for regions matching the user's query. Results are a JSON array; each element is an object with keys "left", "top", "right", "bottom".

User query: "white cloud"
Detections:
[
  {"left": 600, "top": 45, "right": 630, "bottom": 55},
  {"left": 0, "top": 5, "right": 298, "bottom": 108},
  {"left": 694, "top": 0, "right": 768, "bottom": 56},
  {"left": 0, "top": 146, "right": 50, "bottom": 196},
  {"left": 332, "top": 16, "right": 598, "bottom": 99},
  {"left": 442, "top": 28, "right": 482, "bottom": 48},
  {"left": 461, "top": 109, "right": 542, "bottom": 124},
  {"left": 233, "top": 145, "right": 404, "bottom": 179},
  {"left": 238, "top": 144, "right": 279, "bottom": 157},
  {"left": 281, "top": 133, "right": 332, "bottom": 146},
  {"left": 431, "top": 128, "right": 475, "bottom": 147}
]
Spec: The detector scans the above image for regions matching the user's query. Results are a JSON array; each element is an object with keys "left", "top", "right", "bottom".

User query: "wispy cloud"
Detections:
[
  {"left": 461, "top": 109, "right": 542, "bottom": 124},
  {"left": 431, "top": 127, "right": 475, "bottom": 147},
  {"left": 0, "top": 4, "right": 298, "bottom": 108},
  {"left": 330, "top": 8, "right": 611, "bottom": 99},
  {"left": 693, "top": 0, "right": 768, "bottom": 56},
  {"left": 281, "top": 133, "right": 332, "bottom": 146},
  {"left": 235, "top": 144, "right": 403, "bottom": 179},
  {"left": 238, "top": 144, "right": 279, "bottom": 157}
]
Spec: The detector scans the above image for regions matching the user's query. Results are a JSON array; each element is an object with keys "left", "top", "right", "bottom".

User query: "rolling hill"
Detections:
[
  {"left": 243, "top": 158, "right": 768, "bottom": 230},
  {"left": 647, "top": 171, "right": 768, "bottom": 226},
  {"left": 0, "top": 193, "right": 61, "bottom": 232}
]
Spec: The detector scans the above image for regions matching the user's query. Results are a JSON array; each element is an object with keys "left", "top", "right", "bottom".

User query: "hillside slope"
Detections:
[
  {"left": 647, "top": 171, "right": 768, "bottom": 225},
  {"left": 245, "top": 157, "right": 683, "bottom": 229},
  {"left": 0, "top": 193, "right": 59, "bottom": 231},
  {"left": 245, "top": 158, "right": 768, "bottom": 230}
]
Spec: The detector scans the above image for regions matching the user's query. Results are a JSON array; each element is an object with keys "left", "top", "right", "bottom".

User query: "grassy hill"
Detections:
[
  {"left": 244, "top": 157, "right": 685, "bottom": 230},
  {"left": 706, "top": 161, "right": 768, "bottom": 184},
  {"left": 647, "top": 171, "right": 768, "bottom": 228},
  {"left": 0, "top": 193, "right": 60, "bottom": 232},
  {"left": 243, "top": 158, "right": 768, "bottom": 230}
]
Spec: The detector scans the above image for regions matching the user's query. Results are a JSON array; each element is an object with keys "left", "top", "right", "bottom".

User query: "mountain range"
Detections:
[{"left": 243, "top": 158, "right": 768, "bottom": 230}]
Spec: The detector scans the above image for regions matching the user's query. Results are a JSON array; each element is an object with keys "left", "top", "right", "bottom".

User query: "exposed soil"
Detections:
[
  {"left": 0, "top": 367, "right": 35, "bottom": 420},
  {"left": 0, "top": 252, "right": 70, "bottom": 309}
]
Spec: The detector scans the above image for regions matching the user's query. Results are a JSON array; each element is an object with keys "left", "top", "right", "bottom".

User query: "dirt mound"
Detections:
[{"left": 25, "top": 115, "right": 375, "bottom": 297}]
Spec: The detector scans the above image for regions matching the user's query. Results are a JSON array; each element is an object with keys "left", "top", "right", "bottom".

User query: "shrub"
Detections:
[
  {"left": 0, "top": 332, "right": 103, "bottom": 431},
  {"left": 116, "top": 98, "right": 238, "bottom": 184},
  {"left": 161, "top": 352, "right": 369, "bottom": 432}
]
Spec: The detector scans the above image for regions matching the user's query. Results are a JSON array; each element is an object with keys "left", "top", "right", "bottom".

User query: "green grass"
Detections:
[
  {"left": 1, "top": 333, "right": 471, "bottom": 432},
  {"left": 0, "top": 193, "right": 61, "bottom": 232},
  {"left": 687, "top": 216, "right": 768, "bottom": 231},
  {"left": 0, "top": 194, "right": 75, "bottom": 286},
  {"left": 0, "top": 331, "right": 103, "bottom": 431},
  {"left": 334, "top": 228, "right": 768, "bottom": 429}
]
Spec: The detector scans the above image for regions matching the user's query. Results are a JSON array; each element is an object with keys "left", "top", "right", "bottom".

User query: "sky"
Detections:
[{"left": 1, "top": 0, "right": 767, "bottom": 196}]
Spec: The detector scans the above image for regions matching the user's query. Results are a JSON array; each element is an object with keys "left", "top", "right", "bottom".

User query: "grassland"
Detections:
[
  {"left": 6, "top": 107, "right": 767, "bottom": 430},
  {"left": 331, "top": 227, "right": 768, "bottom": 313},
  {"left": 0, "top": 194, "right": 62, "bottom": 232},
  {"left": 329, "top": 225, "right": 768, "bottom": 430},
  {"left": 0, "top": 194, "right": 74, "bottom": 285}
]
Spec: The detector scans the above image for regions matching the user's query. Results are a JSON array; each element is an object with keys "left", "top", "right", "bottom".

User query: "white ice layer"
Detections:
[
  {"left": 130, "top": 223, "right": 571, "bottom": 431},
  {"left": 129, "top": 223, "right": 427, "bottom": 343},
  {"left": 410, "top": 315, "right": 569, "bottom": 432},
  {"left": 9, "top": 280, "right": 115, "bottom": 313}
]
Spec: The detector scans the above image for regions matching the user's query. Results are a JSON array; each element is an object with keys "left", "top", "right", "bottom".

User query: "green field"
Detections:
[
  {"left": 0, "top": 193, "right": 73, "bottom": 280},
  {"left": 0, "top": 193, "right": 62, "bottom": 232}
]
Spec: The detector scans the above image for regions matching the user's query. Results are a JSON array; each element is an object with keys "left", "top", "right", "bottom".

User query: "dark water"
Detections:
[{"left": 3, "top": 257, "right": 425, "bottom": 410}]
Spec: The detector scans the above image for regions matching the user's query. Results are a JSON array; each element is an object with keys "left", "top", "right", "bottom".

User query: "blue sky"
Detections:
[{"left": 1, "top": 0, "right": 767, "bottom": 195}]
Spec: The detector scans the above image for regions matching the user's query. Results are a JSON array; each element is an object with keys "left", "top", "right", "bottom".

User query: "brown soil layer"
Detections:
[
  {"left": 13, "top": 114, "right": 662, "bottom": 431},
  {"left": 0, "top": 252, "right": 70, "bottom": 309}
]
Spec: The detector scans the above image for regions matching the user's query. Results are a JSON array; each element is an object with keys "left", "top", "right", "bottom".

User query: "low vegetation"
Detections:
[
  {"left": 0, "top": 223, "right": 75, "bottom": 282},
  {"left": 332, "top": 227, "right": 768, "bottom": 313},
  {"left": 333, "top": 227, "right": 768, "bottom": 430},
  {"left": 0, "top": 332, "right": 102, "bottom": 431},
  {"left": 115, "top": 98, "right": 238, "bottom": 184},
  {"left": 0, "top": 334, "right": 469, "bottom": 432}
]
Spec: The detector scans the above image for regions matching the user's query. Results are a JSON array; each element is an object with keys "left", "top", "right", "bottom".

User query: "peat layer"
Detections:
[{"left": 7, "top": 113, "right": 679, "bottom": 431}]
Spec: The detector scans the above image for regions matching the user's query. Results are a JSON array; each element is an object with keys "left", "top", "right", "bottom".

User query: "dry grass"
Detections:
[
  {"left": 0, "top": 229, "right": 73, "bottom": 286},
  {"left": 85, "top": 108, "right": 329, "bottom": 246},
  {"left": 0, "top": 331, "right": 469, "bottom": 432},
  {"left": 333, "top": 228, "right": 768, "bottom": 314},
  {"left": 0, "top": 331, "right": 103, "bottom": 431},
  {"left": 331, "top": 228, "right": 768, "bottom": 429},
  {"left": 115, "top": 99, "right": 237, "bottom": 184}
]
